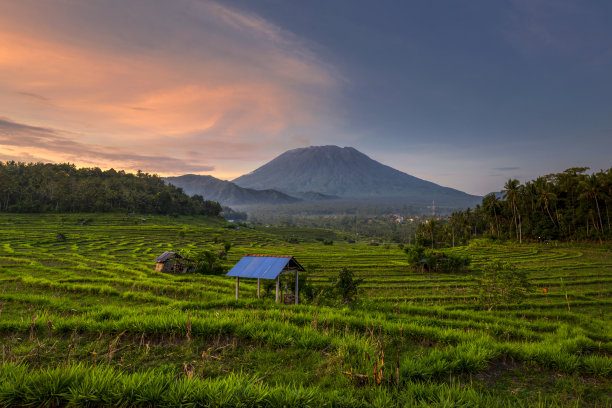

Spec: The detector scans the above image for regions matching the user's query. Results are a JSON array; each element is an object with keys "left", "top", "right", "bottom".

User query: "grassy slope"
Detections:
[{"left": 0, "top": 213, "right": 610, "bottom": 407}]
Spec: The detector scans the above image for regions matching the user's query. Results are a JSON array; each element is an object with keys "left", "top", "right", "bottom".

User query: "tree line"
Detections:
[
  {"left": 416, "top": 167, "right": 611, "bottom": 245},
  {"left": 0, "top": 162, "right": 222, "bottom": 216}
]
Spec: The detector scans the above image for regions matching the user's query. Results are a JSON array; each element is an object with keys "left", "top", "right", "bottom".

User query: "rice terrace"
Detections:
[
  {"left": 0, "top": 211, "right": 610, "bottom": 407},
  {"left": 2, "top": 1, "right": 612, "bottom": 406}
]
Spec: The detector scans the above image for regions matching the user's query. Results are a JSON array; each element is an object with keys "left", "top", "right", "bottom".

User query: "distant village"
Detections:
[{"left": 388, "top": 214, "right": 444, "bottom": 224}]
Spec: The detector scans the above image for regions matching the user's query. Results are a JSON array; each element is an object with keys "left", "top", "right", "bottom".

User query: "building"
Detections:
[
  {"left": 226, "top": 255, "right": 305, "bottom": 304},
  {"left": 153, "top": 251, "right": 192, "bottom": 273}
]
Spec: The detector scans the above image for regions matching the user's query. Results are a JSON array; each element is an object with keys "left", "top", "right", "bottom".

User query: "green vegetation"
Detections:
[
  {"left": 477, "top": 261, "right": 531, "bottom": 311},
  {"left": 251, "top": 167, "right": 612, "bottom": 246},
  {"left": 431, "top": 167, "right": 611, "bottom": 245},
  {"left": 330, "top": 267, "right": 364, "bottom": 305},
  {"left": 179, "top": 246, "right": 229, "bottom": 275},
  {"left": 248, "top": 210, "right": 422, "bottom": 241},
  {"left": 0, "top": 162, "right": 221, "bottom": 215},
  {"left": 0, "top": 213, "right": 610, "bottom": 407},
  {"left": 405, "top": 245, "right": 471, "bottom": 273}
]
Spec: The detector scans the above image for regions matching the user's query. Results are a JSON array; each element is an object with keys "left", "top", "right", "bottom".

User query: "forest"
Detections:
[
  {"left": 418, "top": 167, "right": 612, "bottom": 246},
  {"left": 0, "top": 162, "right": 222, "bottom": 216}
]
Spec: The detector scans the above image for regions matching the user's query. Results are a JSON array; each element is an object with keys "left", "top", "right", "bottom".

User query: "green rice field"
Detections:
[{"left": 0, "top": 214, "right": 610, "bottom": 407}]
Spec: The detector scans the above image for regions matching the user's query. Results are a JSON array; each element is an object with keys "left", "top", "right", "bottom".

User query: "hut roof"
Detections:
[
  {"left": 226, "top": 255, "right": 304, "bottom": 280},
  {"left": 153, "top": 251, "right": 181, "bottom": 263}
]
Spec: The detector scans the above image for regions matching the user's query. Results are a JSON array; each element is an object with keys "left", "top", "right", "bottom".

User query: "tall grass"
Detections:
[
  {"left": 0, "top": 363, "right": 519, "bottom": 408},
  {"left": 1, "top": 213, "right": 610, "bottom": 406}
]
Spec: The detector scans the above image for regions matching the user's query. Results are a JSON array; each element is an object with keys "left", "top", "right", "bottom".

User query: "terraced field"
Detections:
[{"left": 0, "top": 214, "right": 610, "bottom": 407}]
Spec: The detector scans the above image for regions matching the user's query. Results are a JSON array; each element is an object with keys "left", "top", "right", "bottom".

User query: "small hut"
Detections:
[
  {"left": 226, "top": 255, "right": 305, "bottom": 304},
  {"left": 153, "top": 251, "right": 193, "bottom": 273}
]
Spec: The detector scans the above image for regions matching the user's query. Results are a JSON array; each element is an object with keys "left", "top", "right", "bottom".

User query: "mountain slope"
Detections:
[
  {"left": 291, "top": 191, "right": 340, "bottom": 201},
  {"left": 163, "top": 175, "right": 300, "bottom": 206},
  {"left": 233, "top": 146, "right": 481, "bottom": 205}
]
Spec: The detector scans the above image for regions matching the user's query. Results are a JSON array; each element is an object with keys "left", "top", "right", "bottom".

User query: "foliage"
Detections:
[
  {"left": 428, "top": 251, "right": 471, "bottom": 273},
  {"left": 330, "top": 267, "right": 364, "bottom": 304},
  {"left": 249, "top": 211, "right": 421, "bottom": 242},
  {"left": 405, "top": 245, "right": 471, "bottom": 272},
  {"left": 0, "top": 161, "right": 222, "bottom": 216},
  {"left": 215, "top": 242, "right": 233, "bottom": 260},
  {"left": 178, "top": 248, "right": 227, "bottom": 275},
  {"left": 413, "top": 234, "right": 431, "bottom": 247},
  {"left": 445, "top": 167, "right": 611, "bottom": 244},
  {"left": 478, "top": 261, "right": 532, "bottom": 310},
  {"left": 404, "top": 245, "right": 427, "bottom": 267}
]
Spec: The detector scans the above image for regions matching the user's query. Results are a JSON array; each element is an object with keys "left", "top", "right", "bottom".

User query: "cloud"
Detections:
[
  {"left": 502, "top": 0, "right": 577, "bottom": 53},
  {"left": 0, "top": 0, "right": 342, "bottom": 176},
  {"left": 502, "top": 0, "right": 611, "bottom": 63},
  {"left": 0, "top": 117, "right": 214, "bottom": 173},
  {"left": 16, "top": 92, "right": 50, "bottom": 102}
]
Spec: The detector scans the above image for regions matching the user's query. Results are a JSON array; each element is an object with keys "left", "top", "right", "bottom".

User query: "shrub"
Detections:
[
  {"left": 478, "top": 261, "right": 531, "bottom": 310},
  {"left": 405, "top": 245, "right": 427, "bottom": 267},
  {"left": 179, "top": 249, "right": 226, "bottom": 275},
  {"left": 331, "top": 267, "right": 364, "bottom": 305},
  {"left": 405, "top": 246, "right": 471, "bottom": 273}
]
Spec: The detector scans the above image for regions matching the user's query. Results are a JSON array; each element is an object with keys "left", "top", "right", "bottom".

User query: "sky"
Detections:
[{"left": 0, "top": 0, "right": 611, "bottom": 195}]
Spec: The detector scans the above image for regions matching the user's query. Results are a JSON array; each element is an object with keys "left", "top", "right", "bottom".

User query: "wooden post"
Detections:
[
  {"left": 295, "top": 270, "right": 299, "bottom": 305},
  {"left": 235, "top": 276, "right": 239, "bottom": 300},
  {"left": 295, "top": 271, "right": 299, "bottom": 305},
  {"left": 257, "top": 278, "right": 261, "bottom": 299},
  {"left": 275, "top": 276, "right": 280, "bottom": 303}
]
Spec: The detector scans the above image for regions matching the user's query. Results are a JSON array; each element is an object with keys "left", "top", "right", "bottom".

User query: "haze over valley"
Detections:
[{"left": 164, "top": 145, "right": 482, "bottom": 217}]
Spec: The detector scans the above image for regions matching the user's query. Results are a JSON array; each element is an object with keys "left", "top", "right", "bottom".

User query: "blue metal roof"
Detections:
[{"left": 226, "top": 256, "right": 303, "bottom": 279}]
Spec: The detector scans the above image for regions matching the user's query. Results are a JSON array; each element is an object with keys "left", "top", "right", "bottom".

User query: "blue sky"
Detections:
[
  {"left": 225, "top": 0, "right": 612, "bottom": 194},
  {"left": 1, "top": 0, "right": 610, "bottom": 195}
]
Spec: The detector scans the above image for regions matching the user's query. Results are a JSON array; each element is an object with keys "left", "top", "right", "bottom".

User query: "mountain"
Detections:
[
  {"left": 291, "top": 191, "right": 340, "bottom": 201},
  {"left": 163, "top": 175, "right": 300, "bottom": 206},
  {"left": 233, "top": 145, "right": 481, "bottom": 205}
]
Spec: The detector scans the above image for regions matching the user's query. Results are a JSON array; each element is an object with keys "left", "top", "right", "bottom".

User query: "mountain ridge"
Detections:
[
  {"left": 233, "top": 145, "right": 481, "bottom": 205},
  {"left": 163, "top": 175, "right": 300, "bottom": 206}
]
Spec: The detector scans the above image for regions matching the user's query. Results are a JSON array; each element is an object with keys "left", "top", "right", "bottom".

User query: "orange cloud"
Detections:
[
  {"left": 0, "top": 0, "right": 341, "bottom": 177},
  {"left": 0, "top": 117, "right": 215, "bottom": 174}
]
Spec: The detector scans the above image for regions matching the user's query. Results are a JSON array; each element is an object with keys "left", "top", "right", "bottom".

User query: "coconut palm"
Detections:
[
  {"left": 580, "top": 174, "right": 605, "bottom": 236},
  {"left": 502, "top": 179, "right": 521, "bottom": 241},
  {"left": 482, "top": 193, "right": 501, "bottom": 237},
  {"left": 534, "top": 177, "right": 558, "bottom": 228}
]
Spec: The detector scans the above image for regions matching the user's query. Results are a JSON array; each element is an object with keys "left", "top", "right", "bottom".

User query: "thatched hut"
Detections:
[{"left": 153, "top": 251, "right": 192, "bottom": 273}]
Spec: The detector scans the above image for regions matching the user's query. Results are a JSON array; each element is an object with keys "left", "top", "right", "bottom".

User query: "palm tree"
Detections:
[
  {"left": 502, "top": 179, "right": 521, "bottom": 241},
  {"left": 580, "top": 174, "right": 605, "bottom": 236},
  {"left": 448, "top": 214, "right": 458, "bottom": 247},
  {"left": 556, "top": 167, "right": 589, "bottom": 239},
  {"left": 601, "top": 169, "right": 612, "bottom": 233},
  {"left": 534, "top": 177, "right": 558, "bottom": 229},
  {"left": 427, "top": 218, "right": 436, "bottom": 249},
  {"left": 482, "top": 193, "right": 501, "bottom": 237}
]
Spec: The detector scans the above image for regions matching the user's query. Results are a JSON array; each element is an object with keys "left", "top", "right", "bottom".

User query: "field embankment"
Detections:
[{"left": 0, "top": 214, "right": 610, "bottom": 407}]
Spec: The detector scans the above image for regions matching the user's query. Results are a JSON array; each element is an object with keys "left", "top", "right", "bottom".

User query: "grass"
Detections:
[{"left": 0, "top": 213, "right": 610, "bottom": 407}]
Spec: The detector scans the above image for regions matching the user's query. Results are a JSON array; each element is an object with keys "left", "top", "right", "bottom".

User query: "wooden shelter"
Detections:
[
  {"left": 153, "top": 251, "right": 193, "bottom": 273},
  {"left": 226, "top": 255, "right": 305, "bottom": 304}
]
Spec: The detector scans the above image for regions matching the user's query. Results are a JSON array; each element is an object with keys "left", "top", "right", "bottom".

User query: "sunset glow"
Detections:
[
  {"left": 0, "top": 0, "right": 340, "bottom": 178},
  {"left": 1, "top": 0, "right": 610, "bottom": 194}
]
